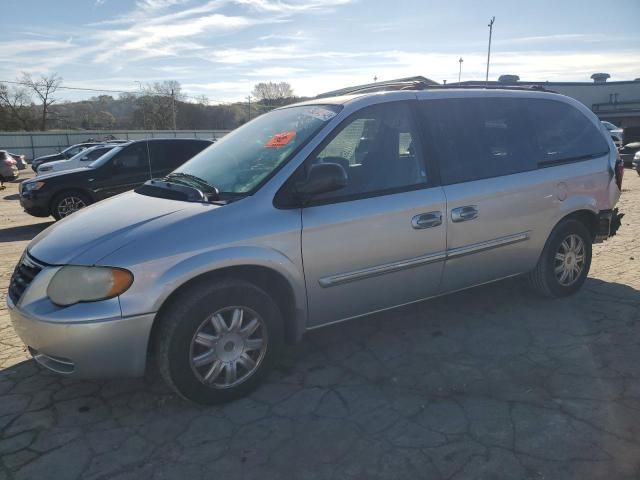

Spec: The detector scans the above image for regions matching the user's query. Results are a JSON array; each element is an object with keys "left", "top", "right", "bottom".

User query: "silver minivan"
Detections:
[{"left": 8, "top": 86, "right": 623, "bottom": 404}]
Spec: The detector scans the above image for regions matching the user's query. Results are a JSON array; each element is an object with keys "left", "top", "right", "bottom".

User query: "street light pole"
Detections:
[
  {"left": 458, "top": 57, "right": 464, "bottom": 83},
  {"left": 485, "top": 16, "right": 495, "bottom": 87}
]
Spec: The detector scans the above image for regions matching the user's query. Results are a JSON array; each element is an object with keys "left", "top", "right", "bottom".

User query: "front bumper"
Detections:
[
  {"left": 19, "top": 191, "right": 51, "bottom": 217},
  {"left": 8, "top": 295, "right": 155, "bottom": 378}
]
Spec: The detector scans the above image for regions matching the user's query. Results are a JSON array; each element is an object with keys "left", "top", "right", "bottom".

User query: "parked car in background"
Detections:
[
  {"left": 37, "top": 144, "right": 121, "bottom": 175},
  {"left": 7, "top": 86, "right": 623, "bottom": 404},
  {"left": 20, "top": 138, "right": 212, "bottom": 219},
  {"left": 602, "top": 121, "right": 624, "bottom": 147},
  {"left": 31, "top": 143, "right": 102, "bottom": 172},
  {"left": 0, "top": 150, "right": 20, "bottom": 186},
  {"left": 632, "top": 151, "right": 640, "bottom": 175},
  {"left": 619, "top": 141, "right": 640, "bottom": 167},
  {"left": 7, "top": 152, "right": 28, "bottom": 170}
]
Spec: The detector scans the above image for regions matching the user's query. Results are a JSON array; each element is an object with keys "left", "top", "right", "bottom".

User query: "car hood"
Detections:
[
  {"left": 29, "top": 167, "right": 91, "bottom": 181},
  {"left": 28, "top": 191, "right": 217, "bottom": 265},
  {"left": 33, "top": 153, "right": 62, "bottom": 163},
  {"left": 40, "top": 159, "right": 73, "bottom": 168}
]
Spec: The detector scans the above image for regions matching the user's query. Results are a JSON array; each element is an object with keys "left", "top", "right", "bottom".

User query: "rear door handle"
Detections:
[
  {"left": 412, "top": 211, "right": 442, "bottom": 229},
  {"left": 451, "top": 205, "right": 478, "bottom": 222}
]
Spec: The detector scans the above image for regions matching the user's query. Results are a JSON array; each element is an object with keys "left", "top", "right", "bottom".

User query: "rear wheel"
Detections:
[
  {"left": 51, "top": 191, "right": 92, "bottom": 220},
  {"left": 154, "top": 279, "right": 283, "bottom": 404},
  {"left": 528, "top": 219, "right": 592, "bottom": 297}
]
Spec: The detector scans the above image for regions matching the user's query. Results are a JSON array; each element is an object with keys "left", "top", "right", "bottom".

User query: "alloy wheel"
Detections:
[
  {"left": 189, "top": 306, "right": 268, "bottom": 389},
  {"left": 554, "top": 234, "right": 586, "bottom": 286},
  {"left": 57, "top": 196, "right": 86, "bottom": 218}
]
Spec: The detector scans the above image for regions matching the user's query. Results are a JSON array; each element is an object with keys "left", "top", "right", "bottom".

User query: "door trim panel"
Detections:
[
  {"left": 447, "top": 231, "right": 531, "bottom": 259},
  {"left": 318, "top": 230, "right": 531, "bottom": 288},
  {"left": 319, "top": 251, "right": 447, "bottom": 288}
]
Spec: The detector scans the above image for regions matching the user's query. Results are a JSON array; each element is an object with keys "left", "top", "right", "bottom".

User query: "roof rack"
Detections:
[
  {"left": 316, "top": 76, "right": 438, "bottom": 98},
  {"left": 429, "top": 84, "right": 558, "bottom": 93}
]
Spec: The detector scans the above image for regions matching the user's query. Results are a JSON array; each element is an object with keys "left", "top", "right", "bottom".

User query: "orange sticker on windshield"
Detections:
[{"left": 265, "top": 131, "right": 296, "bottom": 148}]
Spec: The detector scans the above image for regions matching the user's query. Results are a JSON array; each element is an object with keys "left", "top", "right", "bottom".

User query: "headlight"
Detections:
[
  {"left": 22, "top": 181, "right": 45, "bottom": 192},
  {"left": 47, "top": 266, "right": 133, "bottom": 306}
]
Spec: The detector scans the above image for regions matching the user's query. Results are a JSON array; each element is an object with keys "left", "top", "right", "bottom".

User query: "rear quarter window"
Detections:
[{"left": 526, "top": 99, "right": 610, "bottom": 166}]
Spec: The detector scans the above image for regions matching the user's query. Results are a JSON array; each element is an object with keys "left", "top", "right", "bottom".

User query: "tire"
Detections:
[
  {"left": 528, "top": 219, "right": 592, "bottom": 298},
  {"left": 154, "top": 279, "right": 284, "bottom": 404},
  {"left": 51, "top": 191, "right": 92, "bottom": 220}
]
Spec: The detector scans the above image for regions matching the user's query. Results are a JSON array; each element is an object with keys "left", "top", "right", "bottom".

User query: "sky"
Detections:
[{"left": 1, "top": 0, "right": 639, "bottom": 103}]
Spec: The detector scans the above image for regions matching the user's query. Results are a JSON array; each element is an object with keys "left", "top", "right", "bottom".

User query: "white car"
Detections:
[
  {"left": 36, "top": 144, "right": 118, "bottom": 175},
  {"left": 601, "top": 121, "right": 624, "bottom": 147}
]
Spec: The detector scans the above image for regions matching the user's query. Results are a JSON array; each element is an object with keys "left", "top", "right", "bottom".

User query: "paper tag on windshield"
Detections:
[
  {"left": 303, "top": 107, "right": 337, "bottom": 122},
  {"left": 265, "top": 131, "right": 296, "bottom": 148}
]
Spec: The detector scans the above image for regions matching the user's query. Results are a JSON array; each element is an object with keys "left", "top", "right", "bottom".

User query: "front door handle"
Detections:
[
  {"left": 451, "top": 205, "right": 478, "bottom": 222},
  {"left": 412, "top": 211, "right": 442, "bottom": 229}
]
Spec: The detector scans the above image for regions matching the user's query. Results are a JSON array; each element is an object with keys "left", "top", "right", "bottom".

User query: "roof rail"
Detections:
[
  {"left": 316, "top": 76, "right": 439, "bottom": 98},
  {"left": 425, "top": 84, "right": 558, "bottom": 94}
]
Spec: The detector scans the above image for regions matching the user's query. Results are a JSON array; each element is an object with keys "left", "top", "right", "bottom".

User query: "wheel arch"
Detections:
[
  {"left": 149, "top": 260, "right": 306, "bottom": 358},
  {"left": 555, "top": 208, "right": 598, "bottom": 241}
]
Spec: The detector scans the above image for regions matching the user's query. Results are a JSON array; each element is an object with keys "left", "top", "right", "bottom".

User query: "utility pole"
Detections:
[
  {"left": 247, "top": 95, "right": 252, "bottom": 121},
  {"left": 486, "top": 16, "right": 495, "bottom": 87},
  {"left": 458, "top": 57, "right": 464, "bottom": 83},
  {"left": 170, "top": 88, "right": 177, "bottom": 130},
  {"left": 135, "top": 81, "right": 146, "bottom": 129}
]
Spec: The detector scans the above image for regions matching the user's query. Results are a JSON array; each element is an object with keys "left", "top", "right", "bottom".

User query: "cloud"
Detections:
[{"left": 236, "top": 0, "right": 352, "bottom": 13}]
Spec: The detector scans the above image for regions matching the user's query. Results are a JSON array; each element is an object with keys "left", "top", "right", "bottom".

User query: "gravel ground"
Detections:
[{"left": 0, "top": 170, "right": 639, "bottom": 480}]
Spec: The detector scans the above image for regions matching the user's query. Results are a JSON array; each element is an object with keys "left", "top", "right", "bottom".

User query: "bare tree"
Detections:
[
  {"left": 19, "top": 73, "right": 63, "bottom": 131},
  {"left": 252, "top": 82, "right": 294, "bottom": 106},
  {"left": 194, "top": 94, "right": 209, "bottom": 106},
  {"left": 0, "top": 83, "right": 35, "bottom": 130},
  {"left": 140, "top": 80, "right": 184, "bottom": 129}
]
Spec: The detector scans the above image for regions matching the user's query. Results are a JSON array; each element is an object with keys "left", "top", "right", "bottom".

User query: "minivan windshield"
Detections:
[{"left": 173, "top": 104, "right": 342, "bottom": 194}]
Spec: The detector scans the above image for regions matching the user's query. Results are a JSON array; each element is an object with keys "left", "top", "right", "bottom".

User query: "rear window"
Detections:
[{"left": 527, "top": 99, "right": 609, "bottom": 166}]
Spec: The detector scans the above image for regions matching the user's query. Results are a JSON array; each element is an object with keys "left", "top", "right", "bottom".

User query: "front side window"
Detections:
[
  {"left": 419, "top": 97, "right": 536, "bottom": 185},
  {"left": 174, "top": 105, "right": 341, "bottom": 194},
  {"left": 305, "top": 101, "right": 428, "bottom": 202},
  {"left": 112, "top": 143, "right": 149, "bottom": 173}
]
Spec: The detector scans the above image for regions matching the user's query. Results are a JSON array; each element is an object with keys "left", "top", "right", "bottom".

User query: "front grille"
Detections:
[{"left": 8, "top": 253, "right": 44, "bottom": 305}]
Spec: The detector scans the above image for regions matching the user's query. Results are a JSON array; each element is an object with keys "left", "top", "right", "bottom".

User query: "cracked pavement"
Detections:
[{"left": 1, "top": 171, "right": 639, "bottom": 480}]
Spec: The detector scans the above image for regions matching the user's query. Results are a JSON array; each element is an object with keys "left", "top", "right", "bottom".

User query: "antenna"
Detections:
[{"left": 145, "top": 138, "right": 152, "bottom": 180}]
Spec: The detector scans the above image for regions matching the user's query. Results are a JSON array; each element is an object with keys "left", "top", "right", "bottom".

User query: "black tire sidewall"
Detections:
[
  {"left": 541, "top": 220, "right": 592, "bottom": 297},
  {"left": 162, "top": 282, "right": 283, "bottom": 404},
  {"left": 51, "top": 191, "right": 92, "bottom": 220}
]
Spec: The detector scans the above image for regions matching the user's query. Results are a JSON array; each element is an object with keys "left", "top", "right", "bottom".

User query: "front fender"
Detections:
[{"left": 119, "top": 245, "right": 307, "bottom": 331}]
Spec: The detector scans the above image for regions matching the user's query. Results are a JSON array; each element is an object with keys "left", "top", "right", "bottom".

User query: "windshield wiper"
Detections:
[{"left": 166, "top": 172, "right": 219, "bottom": 197}]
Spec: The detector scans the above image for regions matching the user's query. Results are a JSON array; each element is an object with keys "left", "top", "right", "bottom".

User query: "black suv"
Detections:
[{"left": 20, "top": 138, "right": 212, "bottom": 219}]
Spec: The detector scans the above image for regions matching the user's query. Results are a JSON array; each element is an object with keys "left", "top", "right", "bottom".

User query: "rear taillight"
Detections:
[{"left": 615, "top": 160, "right": 624, "bottom": 190}]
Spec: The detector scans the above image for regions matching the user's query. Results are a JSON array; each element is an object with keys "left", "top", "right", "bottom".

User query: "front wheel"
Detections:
[
  {"left": 154, "top": 279, "right": 283, "bottom": 404},
  {"left": 51, "top": 191, "right": 92, "bottom": 220},
  {"left": 528, "top": 219, "right": 592, "bottom": 297}
]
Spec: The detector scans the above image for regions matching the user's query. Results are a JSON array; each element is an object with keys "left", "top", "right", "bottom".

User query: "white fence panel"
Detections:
[{"left": 0, "top": 130, "right": 230, "bottom": 160}]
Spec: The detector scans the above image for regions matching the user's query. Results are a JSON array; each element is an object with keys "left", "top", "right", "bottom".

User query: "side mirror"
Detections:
[{"left": 294, "top": 162, "right": 347, "bottom": 199}]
